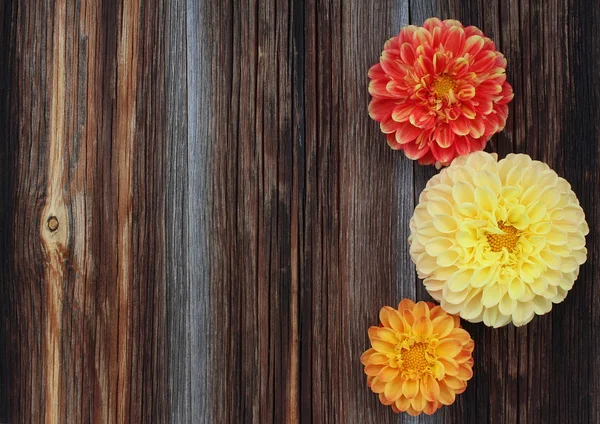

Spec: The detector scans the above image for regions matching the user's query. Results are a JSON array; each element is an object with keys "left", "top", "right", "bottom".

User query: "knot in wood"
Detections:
[{"left": 47, "top": 216, "right": 59, "bottom": 232}]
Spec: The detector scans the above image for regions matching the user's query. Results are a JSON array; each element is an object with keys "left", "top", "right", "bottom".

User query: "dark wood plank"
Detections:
[{"left": 1, "top": 0, "right": 600, "bottom": 423}]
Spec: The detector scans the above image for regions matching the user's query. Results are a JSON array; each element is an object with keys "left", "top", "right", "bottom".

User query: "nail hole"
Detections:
[{"left": 47, "top": 216, "right": 59, "bottom": 232}]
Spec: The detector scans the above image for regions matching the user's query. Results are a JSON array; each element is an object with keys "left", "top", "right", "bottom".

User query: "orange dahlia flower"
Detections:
[
  {"left": 368, "top": 18, "right": 514, "bottom": 167},
  {"left": 361, "top": 300, "right": 474, "bottom": 416}
]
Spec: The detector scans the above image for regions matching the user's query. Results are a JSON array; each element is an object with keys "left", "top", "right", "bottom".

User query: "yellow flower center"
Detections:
[
  {"left": 432, "top": 75, "right": 457, "bottom": 98},
  {"left": 486, "top": 221, "right": 521, "bottom": 252},
  {"left": 400, "top": 342, "right": 429, "bottom": 373}
]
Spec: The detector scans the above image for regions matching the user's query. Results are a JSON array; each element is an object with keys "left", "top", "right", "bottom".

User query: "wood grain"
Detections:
[{"left": 1, "top": 0, "right": 599, "bottom": 423}]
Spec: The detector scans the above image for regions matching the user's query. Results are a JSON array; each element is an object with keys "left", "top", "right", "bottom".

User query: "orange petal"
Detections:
[
  {"left": 378, "top": 366, "right": 400, "bottom": 382},
  {"left": 377, "top": 327, "right": 399, "bottom": 344},
  {"left": 457, "top": 365, "right": 474, "bottom": 380},
  {"left": 421, "top": 374, "right": 440, "bottom": 402},
  {"left": 388, "top": 308, "right": 405, "bottom": 333},
  {"left": 368, "top": 353, "right": 390, "bottom": 365},
  {"left": 413, "top": 316, "right": 433, "bottom": 337},
  {"left": 402, "top": 378, "right": 420, "bottom": 399},
  {"left": 410, "top": 391, "right": 428, "bottom": 412},
  {"left": 432, "top": 316, "right": 455, "bottom": 338},
  {"left": 398, "top": 298, "right": 416, "bottom": 312},
  {"left": 448, "top": 328, "right": 471, "bottom": 344},
  {"left": 413, "top": 301, "right": 431, "bottom": 319},
  {"left": 372, "top": 339, "right": 395, "bottom": 354},
  {"left": 360, "top": 348, "right": 376, "bottom": 365},
  {"left": 443, "top": 375, "right": 466, "bottom": 390},
  {"left": 436, "top": 339, "right": 462, "bottom": 358},
  {"left": 371, "top": 376, "right": 386, "bottom": 393},
  {"left": 379, "top": 307, "right": 391, "bottom": 327},
  {"left": 384, "top": 380, "right": 404, "bottom": 402},
  {"left": 396, "top": 395, "right": 411, "bottom": 412},
  {"left": 365, "top": 364, "right": 385, "bottom": 376},
  {"left": 368, "top": 326, "right": 379, "bottom": 340},
  {"left": 438, "top": 380, "right": 456, "bottom": 405},
  {"left": 439, "top": 357, "right": 459, "bottom": 376},
  {"left": 423, "top": 400, "right": 439, "bottom": 415}
]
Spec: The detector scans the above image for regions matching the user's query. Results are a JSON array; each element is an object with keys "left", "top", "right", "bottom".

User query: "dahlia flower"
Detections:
[
  {"left": 368, "top": 18, "right": 514, "bottom": 167},
  {"left": 409, "top": 152, "right": 589, "bottom": 327},
  {"left": 361, "top": 300, "right": 474, "bottom": 416}
]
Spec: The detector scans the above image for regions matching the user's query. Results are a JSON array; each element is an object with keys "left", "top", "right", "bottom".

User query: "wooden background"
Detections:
[{"left": 0, "top": 0, "right": 599, "bottom": 423}]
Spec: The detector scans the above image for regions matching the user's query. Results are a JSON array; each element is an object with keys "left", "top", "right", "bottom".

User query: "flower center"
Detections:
[
  {"left": 486, "top": 221, "right": 521, "bottom": 252},
  {"left": 432, "top": 75, "right": 456, "bottom": 98},
  {"left": 400, "top": 342, "right": 429, "bottom": 373}
]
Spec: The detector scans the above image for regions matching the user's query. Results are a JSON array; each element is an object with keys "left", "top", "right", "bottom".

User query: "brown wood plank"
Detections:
[{"left": 1, "top": 0, "right": 600, "bottom": 423}]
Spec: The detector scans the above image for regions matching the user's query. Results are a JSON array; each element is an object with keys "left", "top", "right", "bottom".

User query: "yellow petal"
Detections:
[
  {"left": 539, "top": 249, "right": 562, "bottom": 270},
  {"left": 471, "top": 266, "right": 496, "bottom": 288},
  {"left": 498, "top": 293, "right": 517, "bottom": 316},
  {"left": 433, "top": 214, "right": 459, "bottom": 233},
  {"left": 474, "top": 186, "right": 498, "bottom": 212},
  {"left": 482, "top": 283, "right": 502, "bottom": 308},
  {"left": 457, "top": 230, "right": 478, "bottom": 247},
  {"left": 452, "top": 181, "right": 475, "bottom": 203},
  {"left": 447, "top": 268, "right": 474, "bottom": 292},
  {"left": 473, "top": 169, "right": 502, "bottom": 193},
  {"left": 425, "top": 237, "right": 454, "bottom": 256},
  {"left": 402, "top": 378, "right": 419, "bottom": 399},
  {"left": 527, "top": 201, "right": 547, "bottom": 223},
  {"left": 437, "top": 248, "right": 460, "bottom": 267},
  {"left": 508, "top": 277, "right": 526, "bottom": 299},
  {"left": 371, "top": 377, "right": 386, "bottom": 393},
  {"left": 457, "top": 202, "right": 480, "bottom": 217},
  {"left": 427, "top": 196, "right": 454, "bottom": 216}
]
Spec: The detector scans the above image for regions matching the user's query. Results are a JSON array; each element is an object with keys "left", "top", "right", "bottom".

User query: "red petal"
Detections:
[
  {"left": 392, "top": 102, "right": 414, "bottom": 122},
  {"left": 400, "top": 42, "right": 416, "bottom": 64},
  {"left": 450, "top": 115, "right": 471, "bottom": 136},
  {"left": 434, "top": 124, "right": 455, "bottom": 148},
  {"left": 396, "top": 122, "right": 423, "bottom": 144},
  {"left": 430, "top": 142, "right": 457, "bottom": 164},
  {"left": 441, "top": 25, "right": 466, "bottom": 54},
  {"left": 471, "top": 50, "right": 497, "bottom": 74},
  {"left": 369, "top": 98, "right": 397, "bottom": 122}
]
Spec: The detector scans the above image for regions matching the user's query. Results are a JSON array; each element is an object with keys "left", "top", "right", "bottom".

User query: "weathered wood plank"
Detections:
[{"left": 1, "top": 1, "right": 600, "bottom": 423}]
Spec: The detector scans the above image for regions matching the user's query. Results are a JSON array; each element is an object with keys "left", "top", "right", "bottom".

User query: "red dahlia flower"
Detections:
[{"left": 368, "top": 18, "right": 514, "bottom": 167}]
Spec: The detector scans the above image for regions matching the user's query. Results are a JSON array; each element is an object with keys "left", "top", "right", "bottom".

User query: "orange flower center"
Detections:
[
  {"left": 400, "top": 342, "right": 429, "bottom": 373},
  {"left": 432, "top": 75, "right": 457, "bottom": 98},
  {"left": 486, "top": 221, "right": 521, "bottom": 252}
]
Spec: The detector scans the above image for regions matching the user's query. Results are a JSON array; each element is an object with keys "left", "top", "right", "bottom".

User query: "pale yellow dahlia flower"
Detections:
[
  {"left": 361, "top": 300, "right": 474, "bottom": 416},
  {"left": 409, "top": 152, "right": 589, "bottom": 327}
]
